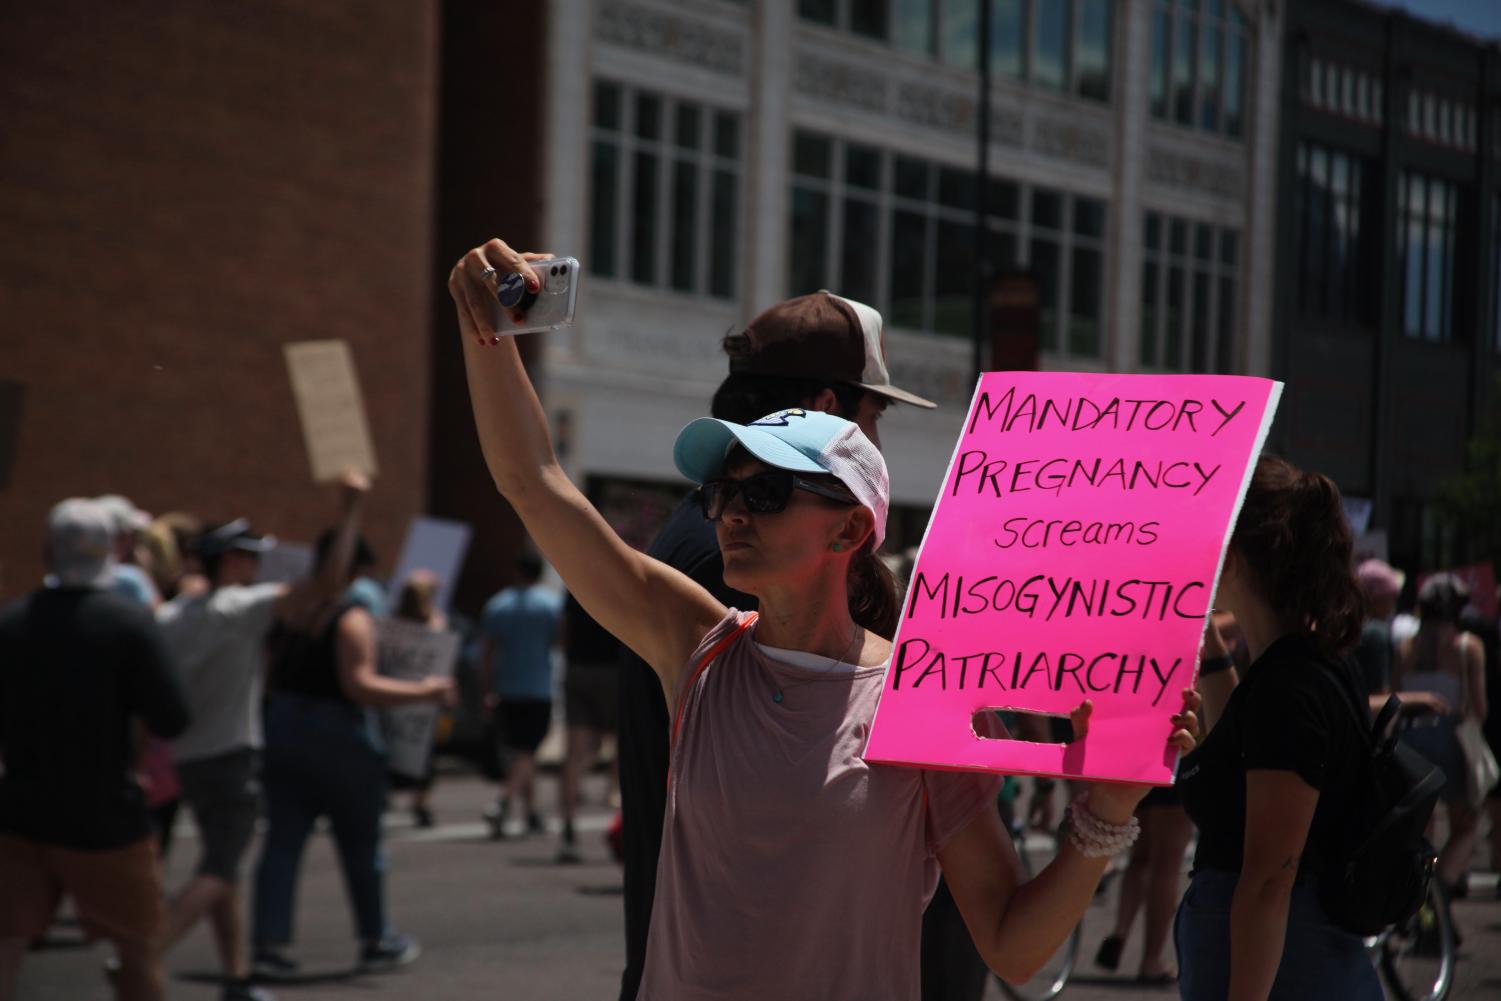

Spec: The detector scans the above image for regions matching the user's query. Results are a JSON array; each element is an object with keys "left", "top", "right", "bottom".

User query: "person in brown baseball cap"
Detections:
[{"left": 620, "top": 289, "right": 951, "bottom": 1000}]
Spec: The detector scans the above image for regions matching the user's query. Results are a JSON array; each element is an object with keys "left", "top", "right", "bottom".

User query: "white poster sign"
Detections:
[
  {"left": 377, "top": 619, "right": 460, "bottom": 779},
  {"left": 255, "top": 541, "right": 314, "bottom": 585},
  {"left": 388, "top": 516, "right": 472, "bottom": 613}
]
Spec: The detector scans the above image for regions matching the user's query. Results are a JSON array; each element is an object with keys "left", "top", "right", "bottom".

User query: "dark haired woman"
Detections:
[
  {"left": 1394, "top": 573, "right": 1488, "bottom": 897},
  {"left": 1176, "top": 455, "right": 1380, "bottom": 1000},
  {"left": 449, "top": 238, "right": 1200, "bottom": 999}
]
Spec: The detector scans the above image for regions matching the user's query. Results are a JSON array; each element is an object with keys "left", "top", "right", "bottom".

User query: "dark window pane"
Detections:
[
  {"left": 1077, "top": 0, "right": 1112, "bottom": 101},
  {"left": 799, "top": 0, "right": 836, "bottom": 24},
  {"left": 891, "top": 209, "right": 929, "bottom": 328},
  {"left": 1172, "top": 15, "right": 1195, "bottom": 124},
  {"left": 589, "top": 141, "right": 618, "bottom": 277},
  {"left": 793, "top": 132, "right": 832, "bottom": 178},
  {"left": 1149, "top": 9, "right": 1170, "bottom": 117},
  {"left": 1144, "top": 212, "right": 1162, "bottom": 251},
  {"left": 895, "top": 156, "right": 929, "bottom": 199},
  {"left": 1224, "top": 31, "right": 1246, "bottom": 137},
  {"left": 675, "top": 105, "right": 700, "bottom": 150},
  {"left": 1329, "top": 153, "right": 1349, "bottom": 316},
  {"left": 671, "top": 160, "right": 697, "bottom": 291},
  {"left": 1219, "top": 229, "right": 1238, "bottom": 266},
  {"left": 850, "top": 0, "right": 889, "bottom": 38},
  {"left": 841, "top": 197, "right": 880, "bottom": 306},
  {"left": 594, "top": 81, "right": 621, "bottom": 131},
  {"left": 1198, "top": 22, "right": 1221, "bottom": 131},
  {"left": 989, "top": 179, "right": 1020, "bottom": 220},
  {"left": 1404, "top": 174, "right": 1424, "bottom": 337},
  {"left": 938, "top": 167, "right": 976, "bottom": 209},
  {"left": 714, "top": 112, "right": 739, "bottom": 158},
  {"left": 789, "top": 186, "right": 829, "bottom": 295},
  {"left": 1030, "top": 236, "right": 1060, "bottom": 352},
  {"left": 635, "top": 93, "right": 661, "bottom": 140},
  {"left": 1165, "top": 265, "right": 1185, "bottom": 369},
  {"left": 1192, "top": 270, "right": 1211, "bottom": 371},
  {"left": 1204, "top": 0, "right": 1224, "bottom": 17},
  {"left": 631, "top": 150, "right": 658, "bottom": 284},
  {"left": 1216, "top": 275, "right": 1237, "bottom": 373},
  {"left": 710, "top": 169, "right": 736, "bottom": 298},
  {"left": 845, "top": 144, "right": 882, "bottom": 190},
  {"left": 1032, "top": 188, "right": 1063, "bottom": 230},
  {"left": 941, "top": 0, "right": 979, "bottom": 70},
  {"left": 1033, "top": 0, "right": 1068, "bottom": 91},
  {"left": 1169, "top": 218, "right": 1187, "bottom": 256},
  {"left": 1140, "top": 259, "right": 1160, "bottom": 367},
  {"left": 991, "top": 0, "right": 1024, "bottom": 80},
  {"left": 990, "top": 227, "right": 1018, "bottom": 271},
  {"left": 894, "top": 0, "right": 935, "bottom": 55},
  {"left": 1074, "top": 198, "right": 1106, "bottom": 238},
  {"left": 1070, "top": 245, "right": 1103, "bottom": 357},
  {"left": 934, "top": 220, "right": 975, "bottom": 337},
  {"left": 1425, "top": 180, "right": 1446, "bottom": 341},
  {"left": 1194, "top": 223, "right": 1213, "bottom": 261}
]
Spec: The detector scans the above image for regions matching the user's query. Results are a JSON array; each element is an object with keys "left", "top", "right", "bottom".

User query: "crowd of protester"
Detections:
[{"left": 2, "top": 233, "right": 1500, "bottom": 1001}]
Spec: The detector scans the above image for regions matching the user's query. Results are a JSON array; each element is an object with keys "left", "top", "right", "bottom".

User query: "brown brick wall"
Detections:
[{"left": 0, "top": 1, "right": 441, "bottom": 599}]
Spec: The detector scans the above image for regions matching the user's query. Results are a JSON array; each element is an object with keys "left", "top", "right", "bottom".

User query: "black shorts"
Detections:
[
  {"left": 565, "top": 663, "right": 619, "bottom": 734},
  {"left": 177, "top": 748, "right": 261, "bottom": 883},
  {"left": 497, "top": 699, "right": 552, "bottom": 754}
]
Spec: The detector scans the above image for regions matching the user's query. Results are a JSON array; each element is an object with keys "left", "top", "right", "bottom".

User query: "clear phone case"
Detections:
[{"left": 495, "top": 257, "right": 580, "bottom": 335}]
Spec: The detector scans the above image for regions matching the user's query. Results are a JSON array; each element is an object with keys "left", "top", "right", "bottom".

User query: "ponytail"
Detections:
[
  {"left": 1229, "top": 456, "right": 1364, "bottom": 658},
  {"left": 848, "top": 544, "right": 899, "bottom": 640}
]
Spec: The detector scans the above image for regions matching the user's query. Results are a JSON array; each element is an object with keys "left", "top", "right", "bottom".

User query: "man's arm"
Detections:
[
  {"left": 127, "top": 614, "right": 191, "bottom": 740},
  {"left": 277, "top": 469, "right": 370, "bottom": 626}
]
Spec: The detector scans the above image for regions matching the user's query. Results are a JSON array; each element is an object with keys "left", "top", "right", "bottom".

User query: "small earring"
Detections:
[{"left": 831, "top": 542, "right": 842, "bottom": 553}]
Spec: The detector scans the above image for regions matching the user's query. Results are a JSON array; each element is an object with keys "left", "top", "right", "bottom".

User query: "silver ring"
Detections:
[{"left": 479, "top": 266, "right": 497, "bottom": 282}]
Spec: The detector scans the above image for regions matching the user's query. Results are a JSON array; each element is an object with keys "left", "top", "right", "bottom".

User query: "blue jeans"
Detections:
[
  {"left": 252, "top": 694, "right": 389, "bottom": 947},
  {"left": 1175, "top": 869, "right": 1382, "bottom": 1001}
]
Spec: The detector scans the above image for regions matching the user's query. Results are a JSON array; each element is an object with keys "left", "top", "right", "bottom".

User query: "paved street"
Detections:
[{"left": 16, "top": 768, "right": 1501, "bottom": 1001}]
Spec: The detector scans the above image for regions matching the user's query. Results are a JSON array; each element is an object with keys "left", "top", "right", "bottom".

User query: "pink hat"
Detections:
[{"left": 1356, "top": 559, "right": 1403, "bottom": 601}]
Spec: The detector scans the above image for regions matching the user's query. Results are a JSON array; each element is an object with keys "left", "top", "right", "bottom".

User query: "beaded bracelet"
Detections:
[{"left": 1063, "top": 792, "right": 1140, "bottom": 858}]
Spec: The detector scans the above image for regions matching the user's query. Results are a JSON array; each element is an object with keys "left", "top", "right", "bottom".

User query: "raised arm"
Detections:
[
  {"left": 277, "top": 469, "right": 371, "bottom": 627},
  {"left": 448, "top": 240, "right": 725, "bottom": 691}
]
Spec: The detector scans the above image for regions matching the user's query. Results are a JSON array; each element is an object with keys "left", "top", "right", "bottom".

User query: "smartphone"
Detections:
[{"left": 495, "top": 257, "right": 580, "bottom": 335}]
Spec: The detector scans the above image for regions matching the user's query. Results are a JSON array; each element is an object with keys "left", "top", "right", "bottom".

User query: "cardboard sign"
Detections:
[
  {"left": 284, "top": 340, "right": 378, "bottom": 483},
  {"left": 377, "top": 619, "right": 460, "bottom": 780},
  {"left": 388, "top": 517, "right": 473, "bottom": 614},
  {"left": 865, "top": 372, "right": 1282, "bottom": 785}
]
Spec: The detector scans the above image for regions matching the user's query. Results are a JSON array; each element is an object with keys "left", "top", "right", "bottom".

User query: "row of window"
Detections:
[
  {"left": 1302, "top": 57, "right": 1383, "bottom": 126},
  {"left": 1405, "top": 88, "right": 1478, "bottom": 154},
  {"left": 1140, "top": 212, "right": 1239, "bottom": 373},
  {"left": 799, "top": 0, "right": 1114, "bottom": 104},
  {"left": 1149, "top": 0, "right": 1248, "bottom": 138},
  {"left": 786, "top": 129, "right": 1108, "bottom": 358},
  {"left": 1294, "top": 140, "right": 1467, "bottom": 347},
  {"left": 588, "top": 82, "right": 740, "bottom": 299}
]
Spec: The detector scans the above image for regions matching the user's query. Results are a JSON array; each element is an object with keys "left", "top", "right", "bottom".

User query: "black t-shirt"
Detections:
[
  {"left": 1179, "top": 632, "right": 1367, "bottom": 877},
  {"left": 617, "top": 494, "right": 754, "bottom": 1001},
  {"left": 0, "top": 587, "right": 190, "bottom": 850},
  {"left": 565, "top": 591, "right": 619, "bottom": 666}
]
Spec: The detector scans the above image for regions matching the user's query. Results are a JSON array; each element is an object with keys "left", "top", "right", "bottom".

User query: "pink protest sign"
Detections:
[{"left": 864, "top": 372, "right": 1282, "bottom": 785}]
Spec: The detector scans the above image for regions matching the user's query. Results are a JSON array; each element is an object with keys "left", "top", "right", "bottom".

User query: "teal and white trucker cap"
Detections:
[{"left": 673, "top": 408, "right": 890, "bottom": 549}]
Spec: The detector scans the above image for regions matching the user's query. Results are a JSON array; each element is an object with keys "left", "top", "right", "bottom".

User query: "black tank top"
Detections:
[{"left": 268, "top": 601, "right": 357, "bottom": 704}]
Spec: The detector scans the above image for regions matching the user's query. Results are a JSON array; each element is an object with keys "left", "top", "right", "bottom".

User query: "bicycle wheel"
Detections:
[
  {"left": 996, "top": 823, "right": 1081, "bottom": 1001},
  {"left": 1380, "top": 880, "right": 1455, "bottom": 1001}
]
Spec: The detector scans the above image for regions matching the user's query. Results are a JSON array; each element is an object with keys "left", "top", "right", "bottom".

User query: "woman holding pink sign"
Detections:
[
  {"left": 449, "top": 239, "right": 1200, "bottom": 1000},
  {"left": 1176, "top": 456, "right": 1382, "bottom": 1001}
]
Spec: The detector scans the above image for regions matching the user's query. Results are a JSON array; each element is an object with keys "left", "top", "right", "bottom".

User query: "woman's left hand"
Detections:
[{"left": 1069, "top": 688, "right": 1203, "bottom": 822}]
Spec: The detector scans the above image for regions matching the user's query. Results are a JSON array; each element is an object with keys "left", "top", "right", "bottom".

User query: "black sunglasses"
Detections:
[{"left": 698, "top": 471, "right": 857, "bottom": 522}]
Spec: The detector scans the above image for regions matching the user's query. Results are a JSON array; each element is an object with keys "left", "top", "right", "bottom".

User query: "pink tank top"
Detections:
[{"left": 640, "top": 610, "right": 1001, "bottom": 1001}]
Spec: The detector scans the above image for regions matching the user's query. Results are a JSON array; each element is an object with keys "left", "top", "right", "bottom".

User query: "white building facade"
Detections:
[{"left": 538, "top": 0, "right": 1282, "bottom": 542}]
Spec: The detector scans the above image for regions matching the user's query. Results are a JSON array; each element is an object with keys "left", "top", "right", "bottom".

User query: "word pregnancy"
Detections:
[{"left": 864, "top": 371, "right": 1281, "bottom": 785}]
